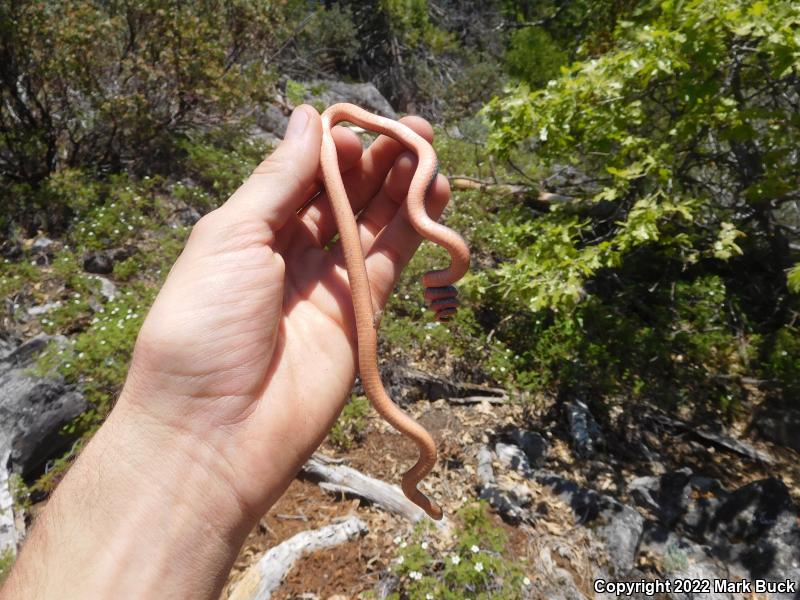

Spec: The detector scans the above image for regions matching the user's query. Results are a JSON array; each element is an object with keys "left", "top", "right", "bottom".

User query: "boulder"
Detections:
[
  {"left": 295, "top": 80, "right": 397, "bottom": 119},
  {"left": 0, "top": 336, "right": 87, "bottom": 480}
]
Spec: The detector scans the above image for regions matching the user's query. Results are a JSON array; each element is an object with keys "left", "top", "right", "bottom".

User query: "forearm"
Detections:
[{"left": 2, "top": 400, "right": 255, "bottom": 600}]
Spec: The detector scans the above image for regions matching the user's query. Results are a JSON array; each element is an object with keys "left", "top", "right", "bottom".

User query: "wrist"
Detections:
[{"left": 7, "top": 394, "right": 255, "bottom": 599}]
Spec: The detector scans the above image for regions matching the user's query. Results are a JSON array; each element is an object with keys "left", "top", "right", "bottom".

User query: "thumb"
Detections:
[{"left": 225, "top": 104, "right": 322, "bottom": 232}]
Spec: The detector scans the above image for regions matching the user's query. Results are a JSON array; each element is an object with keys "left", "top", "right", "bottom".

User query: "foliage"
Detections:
[
  {"left": 387, "top": 502, "right": 527, "bottom": 599},
  {"left": 0, "top": 548, "right": 14, "bottom": 585},
  {"left": 329, "top": 395, "right": 371, "bottom": 449},
  {"left": 0, "top": 0, "right": 282, "bottom": 232},
  {"left": 505, "top": 26, "right": 567, "bottom": 87},
  {"left": 479, "top": 0, "right": 800, "bottom": 407}
]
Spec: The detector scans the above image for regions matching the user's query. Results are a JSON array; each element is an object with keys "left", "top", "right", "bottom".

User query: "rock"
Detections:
[
  {"left": 0, "top": 451, "right": 19, "bottom": 557},
  {"left": 478, "top": 484, "right": 530, "bottom": 525},
  {"left": 0, "top": 335, "right": 87, "bottom": 480},
  {"left": 707, "top": 478, "right": 800, "bottom": 585},
  {"left": 92, "top": 276, "right": 118, "bottom": 301},
  {"left": 630, "top": 470, "right": 800, "bottom": 595},
  {"left": 565, "top": 399, "right": 604, "bottom": 458},
  {"left": 256, "top": 103, "right": 290, "bottom": 136},
  {"left": 30, "top": 236, "right": 55, "bottom": 256},
  {"left": 27, "top": 301, "right": 62, "bottom": 317},
  {"left": 495, "top": 442, "right": 532, "bottom": 476},
  {"left": 175, "top": 206, "right": 202, "bottom": 227},
  {"left": 0, "top": 338, "right": 14, "bottom": 360},
  {"left": 640, "top": 522, "right": 741, "bottom": 600},
  {"left": 296, "top": 80, "right": 397, "bottom": 119},
  {"left": 82, "top": 246, "right": 135, "bottom": 274},
  {"left": 537, "top": 472, "right": 643, "bottom": 575},
  {"left": 83, "top": 251, "right": 113, "bottom": 274},
  {"left": 506, "top": 428, "right": 548, "bottom": 467},
  {"left": 755, "top": 406, "right": 800, "bottom": 453},
  {"left": 627, "top": 468, "right": 713, "bottom": 529}
]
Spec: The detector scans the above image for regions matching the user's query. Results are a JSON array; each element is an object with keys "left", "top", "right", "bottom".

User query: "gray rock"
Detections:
[
  {"left": 31, "top": 236, "right": 55, "bottom": 256},
  {"left": 755, "top": 406, "right": 800, "bottom": 453},
  {"left": 298, "top": 80, "right": 397, "bottom": 119},
  {"left": 640, "top": 522, "right": 735, "bottom": 600},
  {"left": 27, "top": 301, "right": 62, "bottom": 317},
  {"left": 631, "top": 470, "right": 800, "bottom": 596},
  {"left": 256, "top": 104, "right": 290, "bottom": 136},
  {"left": 494, "top": 442, "right": 532, "bottom": 475},
  {"left": 0, "top": 451, "right": 18, "bottom": 557},
  {"left": 537, "top": 471, "right": 643, "bottom": 575},
  {"left": 176, "top": 206, "right": 202, "bottom": 226},
  {"left": 627, "top": 468, "right": 696, "bottom": 527},
  {"left": 0, "top": 336, "right": 87, "bottom": 480},
  {"left": 82, "top": 246, "right": 135, "bottom": 274},
  {"left": 93, "top": 276, "right": 118, "bottom": 301},
  {"left": 507, "top": 428, "right": 549, "bottom": 466},
  {"left": 565, "top": 399, "right": 604, "bottom": 458},
  {"left": 707, "top": 478, "right": 800, "bottom": 588},
  {"left": 83, "top": 252, "right": 113, "bottom": 274}
]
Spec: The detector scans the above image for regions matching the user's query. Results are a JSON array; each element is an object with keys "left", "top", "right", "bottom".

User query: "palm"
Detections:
[{"left": 127, "top": 109, "right": 449, "bottom": 514}]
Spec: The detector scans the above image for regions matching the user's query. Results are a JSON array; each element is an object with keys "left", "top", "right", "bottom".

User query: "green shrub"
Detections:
[
  {"left": 505, "top": 26, "right": 567, "bottom": 87},
  {"left": 387, "top": 502, "right": 527, "bottom": 599},
  {"left": 329, "top": 395, "right": 371, "bottom": 449},
  {"left": 0, "top": 0, "right": 281, "bottom": 188}
]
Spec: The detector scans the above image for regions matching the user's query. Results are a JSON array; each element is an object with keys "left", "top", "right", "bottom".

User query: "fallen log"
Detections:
[
  {"left": 228, "top": 515, "right": 367, "bottom": 600},
  {"left": 302, "top": 455, "right": 448, "bottom": 526},
  {"left": 445, "top": 395, "right": 507, "bottom": 406},
  {"left": 370, "top": 365, "right": 507, "bottom": 406}
]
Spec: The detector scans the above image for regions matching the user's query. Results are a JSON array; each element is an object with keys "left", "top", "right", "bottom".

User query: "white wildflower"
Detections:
[
  {"left": 539, "top": 126, "right": 548, "bottom": 141},
  {"left": 409, "top": 571, "right": 423, "bottom": 581},
  {"left": 421, "top": 542, "right": 429, "bottom": 550},
  {"left": 470, "top": 545, "right": 480, "bottom": 554},
  {"left": 523, "top": 576, "right": 531, "bottom": 586},
  {"left": 451, "top": 555, "right": 460, "bottom": 565},
  {"left": 474, "top": 562, "right": 484, "bottom": 573}
]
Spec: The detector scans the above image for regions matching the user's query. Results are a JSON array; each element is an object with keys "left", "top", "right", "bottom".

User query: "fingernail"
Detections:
[{"left": 284, "top": 106, "right": 309, "bottom": 141}]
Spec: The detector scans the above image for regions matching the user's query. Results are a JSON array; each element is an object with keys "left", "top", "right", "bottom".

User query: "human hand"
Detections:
[{"left": 119, "top": 104, "right": 452, "bottom": 520}]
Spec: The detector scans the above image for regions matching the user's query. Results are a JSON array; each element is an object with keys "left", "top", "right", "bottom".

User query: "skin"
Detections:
[
  {"left": 0, "top": 104, "right": 454, "bottom": 599},
  {"left": 320, "top": 103, "right": 470, "bottom": 520}
]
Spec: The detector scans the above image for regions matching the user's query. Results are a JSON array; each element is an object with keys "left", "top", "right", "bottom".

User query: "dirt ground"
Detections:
[{"left": 220, "top": 395, "right": 799, "bottom": 599}]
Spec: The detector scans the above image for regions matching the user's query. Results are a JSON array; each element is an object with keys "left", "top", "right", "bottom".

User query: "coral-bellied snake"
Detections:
[{"left": 319, "top": 103, "right": 470, "bottom": 520}]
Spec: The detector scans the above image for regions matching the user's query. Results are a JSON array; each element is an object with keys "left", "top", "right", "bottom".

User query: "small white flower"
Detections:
[
  {"left": 470, "top": 545, "right": 480, "bottom": 554},
  {"left": 420, "top": 542, "right": 429, "bottom": 550},
  {"left": 539, "top": 126, "right": 549, "bottom": 141},
  {"left": 474, "top": 562, "right": 484, "bottom": 573},
  {"left": 523, "top": 576, "right": 531, "bottom": 586},
  {"left": 396, "top": 555, "right": 405, "bottom": 565},
  {"left": 451, "top": 555, "right": 460, "bottom": 565},
  {"left": 409, "top": 570, "right": 423, "bottom": 581},
  {"left": 426, "top": 594, "right": 434, "bottom": 600},
  {"left": 400, "top": 541, "right": 407, "bottom": 548}
]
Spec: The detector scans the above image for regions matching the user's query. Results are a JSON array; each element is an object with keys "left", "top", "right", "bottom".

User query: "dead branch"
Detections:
[
  {"left": 302, "top": 455, "right": 447, "bottom": 527},
  {"left": 228, "top": 515, "right": 367, "bottom": 600}
]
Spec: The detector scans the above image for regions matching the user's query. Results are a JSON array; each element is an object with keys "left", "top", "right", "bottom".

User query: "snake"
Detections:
[{"left": 319, "top": 103, "right": 470, "bottom": 520}]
